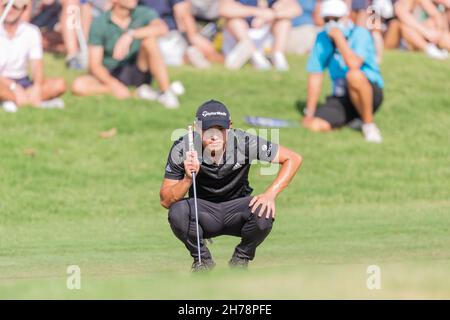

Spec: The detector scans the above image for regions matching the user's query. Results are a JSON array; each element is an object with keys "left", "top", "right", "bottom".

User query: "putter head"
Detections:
[{"left": 191, "top": 260, "right": 216, "bottom": 273}]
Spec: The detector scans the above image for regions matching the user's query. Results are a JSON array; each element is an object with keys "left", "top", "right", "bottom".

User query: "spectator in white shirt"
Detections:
[{"left": 0, "top": 0, "right": 66, "bottom": 112}]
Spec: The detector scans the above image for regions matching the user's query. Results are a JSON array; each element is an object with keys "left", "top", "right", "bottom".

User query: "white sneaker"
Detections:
[
  {"left": 137, "top": 82, "right": 185, "bottom": 101},
  {"left": 362, "top": 123, "right": 383, "bottom": 143},
  {"left": 39, "top": 98, "right": 65, "bottom": 109},
  {"left": 170, "top": 81, "right": 185, "bottom": 96},
  {"left": 251, "top": 51, "right": 272, "bottom": 70},
  {"left": 158, "top": 90, "right": 180, "bottom": 109},
  {"left": 2, "top": 101, "right": 18, "bottom": 113},
  {"left": 225, "top": 39, "right": 254, "bottom": 70},
  {"left": 425, "top": 44, "right": 448, "bottom": 60},
  {"left": 136, "top": 84, "right": 159, "bottom": 101},
  {"left": 272, "top": 51, "right": 289, "bottom": 71},
  {"left": 186, "top": 46, "right": 211, "bottom": 69}
]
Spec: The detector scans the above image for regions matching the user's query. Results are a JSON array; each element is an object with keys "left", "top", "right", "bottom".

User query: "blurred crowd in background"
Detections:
[
  {"left": 12, "top": 0, "right": 450, "bottom": 67},
  {"left": 1, "top": 0, "right": 450, "bottom": 142}
]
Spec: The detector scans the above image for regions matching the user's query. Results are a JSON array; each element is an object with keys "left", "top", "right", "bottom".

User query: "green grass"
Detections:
[{"left": 0, "top": 51, "right": 449, "bottom": 299}]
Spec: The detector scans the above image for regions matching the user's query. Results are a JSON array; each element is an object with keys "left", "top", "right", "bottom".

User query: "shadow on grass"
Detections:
[{"left": 294, "top": 100, "right": 307, "bottom": 115}]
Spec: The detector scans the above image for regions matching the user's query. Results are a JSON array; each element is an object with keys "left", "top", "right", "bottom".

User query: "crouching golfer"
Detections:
[{"left": 160, "top": 100, "right": 302, "bottom": 271}]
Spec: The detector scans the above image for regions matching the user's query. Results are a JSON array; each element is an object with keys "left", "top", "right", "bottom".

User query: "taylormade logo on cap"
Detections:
[
  {"left": 196, "top": 100, "right": 231, "bottom": 129},
  {"left": 202, "top": 111, "right": 227, "bottom": 118}
]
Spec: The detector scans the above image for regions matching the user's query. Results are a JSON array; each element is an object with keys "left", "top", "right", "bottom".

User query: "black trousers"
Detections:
[
  {"left": 168, "top": 196, "right": 274, "bottom": 262},
  {"left": 315, "top": 82, "right": 383, "bottom": 128}
]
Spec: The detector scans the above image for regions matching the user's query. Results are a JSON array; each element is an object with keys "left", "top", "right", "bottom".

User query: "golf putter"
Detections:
[{"left": 188, "top": 126, "right": 202, "bottom": 265}]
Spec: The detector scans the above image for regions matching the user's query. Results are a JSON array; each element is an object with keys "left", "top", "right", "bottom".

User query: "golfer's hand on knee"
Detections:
[
  {"left": 249, "top": 192, "right": 276, "bottom": 219},
  {"left": 184, "top": 151, "right": 200, "bottom": 179}
]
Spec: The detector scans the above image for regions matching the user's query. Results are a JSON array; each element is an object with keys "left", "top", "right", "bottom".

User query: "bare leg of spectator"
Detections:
[
  {"left": 271, "top": 19, "right": 291, "bottom": 71},
  {"left": 226, "top": 18, "right": 254, "bottom": 47},
  {"left": 0, "top": 78, "right": 15, "bottom": 102},
  {"left": 191, "top": 39, "right": 225, "bottom": 64},
  {"left": 422, "top": 19, "right": 450, "bottom": 50},
  {"left": 447, "top": 11, "right": 450, "bottom": 29},
  {"left": 0, "top": 78, "right": 66, "bottom": 108},
  {"left": 138, "top": 38, "right": 180, "bottom": 108},
  {"left": 172, "top": 1, "right": 223, "bottom": 65},
  {"left": 138, "top": 37, "right": 170, "bottom": 93},
  {"left": 61, "top": 0, "right": 80, "bottom": 58},
  {"left": 30, "top": 78, "right": 67, "bottom": 101},
  {"left": 225, "top": 18, "right": 271, "bottom": 70},
  {"left": 272, "top": 19, "right": 290, "bottom": 53},
  {"left": 399, "top": 24, "right": 428, "bottom": 50},
  {"left": 438, "top": 33, "right": 450, "bottom": 50},
  {"left": 302, "top": 73, "right": 333, "bottom": 132},
  {"left": 384, "top": 19, "right": 401, "bottom": 49},
  {"left": 72, "top": 75, "right": 111, "bottom": 96},
  {"left": 346, "top": 69, "right": 374, "bottom": 124},
  {"left": 400, "top": 24, "right": 447, "bottom": 59}
]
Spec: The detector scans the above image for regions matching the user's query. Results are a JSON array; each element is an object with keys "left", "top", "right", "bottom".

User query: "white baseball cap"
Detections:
[{"left": 320, "top": 0, "right": 349, "bottom": 18}]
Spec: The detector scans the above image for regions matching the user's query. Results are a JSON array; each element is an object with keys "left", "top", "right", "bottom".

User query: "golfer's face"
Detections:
[{"left": 202, "top": 126, "right": 226, "bottom": 152}]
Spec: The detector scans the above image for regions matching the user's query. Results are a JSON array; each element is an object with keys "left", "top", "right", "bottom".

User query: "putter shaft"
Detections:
[
  {"left": 191, "top": 171, "right": 201, "bottom": 265},
  {"left": 188, "top": 126, "right": 202, "bottom": 265}
]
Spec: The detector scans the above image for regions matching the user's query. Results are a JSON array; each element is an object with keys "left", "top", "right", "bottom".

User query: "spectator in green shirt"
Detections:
[{"left": 71, "top": 0, "right": 181, "bottom": 109}]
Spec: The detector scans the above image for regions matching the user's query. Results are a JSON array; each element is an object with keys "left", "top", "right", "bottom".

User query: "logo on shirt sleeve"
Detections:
[
  {"left": 232, "top": 163, "right": 242, "bottom": 171},
  {"left": 261, "top": 143, "right": 273, "bottom": 157}
]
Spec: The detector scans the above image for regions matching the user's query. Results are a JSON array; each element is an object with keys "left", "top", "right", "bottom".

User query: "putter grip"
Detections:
[
  {"left": 187, "top": 126, "right": 196, "bottom": 175},
  {"left": 188, "top": 126, "right": 194, "bottom": 152}
]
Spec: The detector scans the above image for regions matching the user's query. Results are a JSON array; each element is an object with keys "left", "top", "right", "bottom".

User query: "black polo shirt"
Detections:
[{"left": 164, "top": 129, "right": 279, "bottom": 203}]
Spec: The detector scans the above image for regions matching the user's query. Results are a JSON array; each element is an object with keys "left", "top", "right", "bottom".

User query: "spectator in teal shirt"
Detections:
[
  {"left": 302, "top": 0, "right": 384, "bottom": 143},
  {"left": 71, "top": 0, "right": 181, "bottom": 109}
]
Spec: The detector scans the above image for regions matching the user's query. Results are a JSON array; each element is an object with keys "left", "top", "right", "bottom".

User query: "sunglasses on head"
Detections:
[
  {"left": 2, "top": 3, "right": 26, "bottom": 10},
  {"left": 324, "top": 17, "right": 340, "bottom": 23}
]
